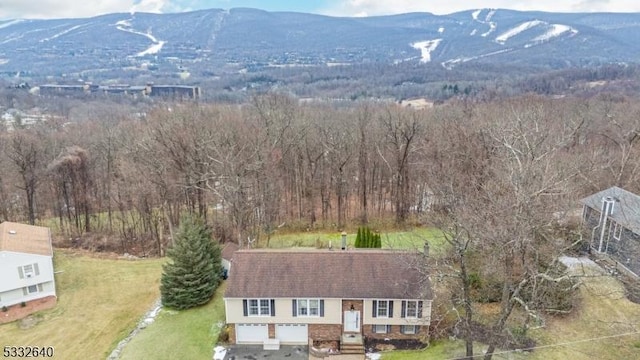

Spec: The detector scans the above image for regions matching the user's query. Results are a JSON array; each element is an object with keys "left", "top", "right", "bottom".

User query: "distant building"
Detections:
[
  {"left": 148, "top": 85, "right": 201, "bottom": 100},
  {"left": 1, "top": 108, "right": 64, "bottom": 131},
  {"left": 38, "top": 84, "right": 87, "bottom": 96},
  {"left": 37, "top": 83, "right": 200, "bottom": 100}
]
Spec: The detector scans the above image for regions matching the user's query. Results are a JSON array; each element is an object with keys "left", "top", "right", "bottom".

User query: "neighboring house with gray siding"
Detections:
[
  {"left": 0, "top": 222, "right": 57, "bottom": 312},
  {"left": 224, "top": 249, "right": 432, "bottom": 354},
  {"left": 581, "top": 186, "right": 640, "bottom": 277}
]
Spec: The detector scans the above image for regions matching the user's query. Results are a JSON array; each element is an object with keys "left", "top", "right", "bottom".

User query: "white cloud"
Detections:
[
  {"left": 320, "top": 0, "right": 640, "bottom": 16},
  {"left": 131, "top": 0, "right": 167, "bottom": 13},
  {"left": 0, "top": 0, "right": 175, "bottom": 20},
  {"left": 3, "top": 0, "right": 640, "bottom": 20}
]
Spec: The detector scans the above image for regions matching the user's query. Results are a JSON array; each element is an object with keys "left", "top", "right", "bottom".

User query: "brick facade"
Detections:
[
  {"left": 268, "top": 324, "right": 276, "bottom": 338},
  {"left": 341, "top": 299, "right": 364, "bottom": 313},
  {"left": 363, "top": 324, "right": 426, "bottom": 340},
  {"left": 309, "top": 324, "right": 342, "bottom": 341},
  {"left": 364, "top": 325, "right": 427, "bottom": 351}
]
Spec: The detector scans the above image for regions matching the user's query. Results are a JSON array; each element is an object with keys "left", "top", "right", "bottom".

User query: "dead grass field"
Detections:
[
  {"left": 0, "top": 250, "right": 164, "bottom": 360},
  {"left": 527, "top": 258, "right": 640, "bottom": 360}
]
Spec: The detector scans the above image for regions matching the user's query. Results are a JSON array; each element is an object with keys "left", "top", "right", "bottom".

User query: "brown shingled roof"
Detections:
[
  {"left": 224, "top": 249, "right": 432, "bottom": 300},
  {"left": 0, "top": 222, "right": 52, "bottom": 257}
]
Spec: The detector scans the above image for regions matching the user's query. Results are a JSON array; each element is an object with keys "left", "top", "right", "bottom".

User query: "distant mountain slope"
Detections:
[{"left": 1, "top": 8, "right": 639, "bottom": 78}]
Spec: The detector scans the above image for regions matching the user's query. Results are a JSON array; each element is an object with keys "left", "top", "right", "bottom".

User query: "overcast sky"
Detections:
[{"left": 1, "top": 0, "right": 639, "bottom": 20}]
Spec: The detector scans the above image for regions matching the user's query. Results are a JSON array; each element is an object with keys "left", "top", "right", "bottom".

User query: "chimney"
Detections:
[
  {"left": 597, "top": 196, "right": 617, "bottom": 252},
  {"left": 341, "top": 231, "right": 347, "bottom": 250},
  {"left": 423, "top": 241, "right": 429, "bottom": 257},
  {"left": 601, "top": 196, "right": 615, "bottom": 216}
]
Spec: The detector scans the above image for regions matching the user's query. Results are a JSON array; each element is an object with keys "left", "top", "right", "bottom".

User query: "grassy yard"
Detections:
[
  {"left": 0, "top": 250, "right": 163, "bottom": 360},
  {"left": 526, "top": 261, "right": 640, "bottom": 360},
  {"left": 265, "top": 227, "right": 447, "bottom": 254},
  {"left": 378, "top": 340, "right": 462, "bottom": 359},
  {"left": 378, "top": 259, "right": 640, "bottom": 360},
  {"left": 118, "top": 283, "right": 226, "bottom": 360}
]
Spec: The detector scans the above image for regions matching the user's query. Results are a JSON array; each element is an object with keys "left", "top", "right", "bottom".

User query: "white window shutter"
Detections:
[
  {"left": 34, "top": 263, "right": 40, "bottom": 276},
  {"left": 18, "top": 266, "right": 24, "bottom": 279}
]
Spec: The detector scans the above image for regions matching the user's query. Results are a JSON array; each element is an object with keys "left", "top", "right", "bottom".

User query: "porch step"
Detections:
[{"left": 341, "top": 343, "right": 365, "bottom": 354}]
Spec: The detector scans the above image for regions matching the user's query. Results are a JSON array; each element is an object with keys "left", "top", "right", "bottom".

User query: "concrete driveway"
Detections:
[{"left": 222, "top": 345, "right": 308, "bottom": 359}]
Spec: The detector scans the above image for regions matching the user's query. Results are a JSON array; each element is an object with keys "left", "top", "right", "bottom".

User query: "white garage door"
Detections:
[
  {"left": 236, "top": 324, "right": 268, "bottom": 344},
  {"left": 276, "top": 324, "right": 308, "bottom": 344}
]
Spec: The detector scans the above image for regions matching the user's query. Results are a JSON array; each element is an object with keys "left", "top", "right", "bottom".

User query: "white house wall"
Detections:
[
  {"left": 222, "top": 259, "right": 231, "bottom": 273},
  {"left": 363, "top": 299, "right": 432, "bottom": 326},
  {"left": 0, "top": 251, "right": 56, "bottom": 307},
  {"left": 0, "top": 281, "right": 56, "bottom": 307},
  {"left": 225, "top": 298, "right": 432, "bottom": 326},
  {"left": 225, "top": 298, "right": 342, "bottom": 324}
]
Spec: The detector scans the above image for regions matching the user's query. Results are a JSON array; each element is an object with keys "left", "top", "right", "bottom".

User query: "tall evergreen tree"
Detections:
[{"left": 160, "top": 216, "right": 222, "bottom": 310}]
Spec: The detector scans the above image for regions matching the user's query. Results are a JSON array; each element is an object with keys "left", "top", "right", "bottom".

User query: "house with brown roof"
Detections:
[
  {"left": 224, "top": 249, "right": 432, "bottom": 354},
  {"left": 0, "top": 222, "right": 57, "bottom": 321}
]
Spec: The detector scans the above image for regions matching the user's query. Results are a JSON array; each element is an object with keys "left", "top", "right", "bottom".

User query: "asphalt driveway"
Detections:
[{"left": 222, "top": 345, "right": 308, "bottom": 359}]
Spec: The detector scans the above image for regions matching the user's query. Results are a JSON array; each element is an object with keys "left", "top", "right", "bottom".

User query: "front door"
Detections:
[{"left": 343, "top": 310, "right": 360, "bottom": 332}]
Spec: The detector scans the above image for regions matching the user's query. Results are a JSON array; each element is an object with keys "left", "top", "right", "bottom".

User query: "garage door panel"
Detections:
[
  {"left": 236, "top": 324, "right": 268, "bottom": 344},
  {"left": 276, "top": 324, "right": 308, "bottom": 344}
]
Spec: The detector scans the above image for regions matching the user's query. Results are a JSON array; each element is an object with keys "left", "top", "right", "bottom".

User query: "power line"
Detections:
[{"left": 444, "top": 331, "right": 640, "bottom": 360}]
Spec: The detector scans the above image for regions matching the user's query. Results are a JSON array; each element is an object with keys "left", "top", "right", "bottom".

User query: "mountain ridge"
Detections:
[{"left": 1, "top": 7, "right": 639, "bottom": 80}]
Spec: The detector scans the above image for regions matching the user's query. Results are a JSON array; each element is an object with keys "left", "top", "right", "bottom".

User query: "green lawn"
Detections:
[
  {"left": 119, "top": 283, "right": 227, "bottom": 360},
  {"left": 0, "top": 250, "right": 163, "bottom": 360},
  {"left": 265, "top": 227, "right": 447, "bottom": 254},
  {"left": 379, "top": 340, "right": 462, "bottom": 359}
]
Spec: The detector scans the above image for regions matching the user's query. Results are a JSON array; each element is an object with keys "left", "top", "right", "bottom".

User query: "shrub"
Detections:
[
  {"left": 355, "top": 226, "right": 382, "bottom": 248},
  {"left": 2, "top": 306, "right": 8, "bottom": 312},
  {"left": 217, "top": 325, "right": 230, "bottom": 343},
  {"left": 468, "top": 272, "right": 482, "bottom": 289},
  {"left": 20, "top": 302, "right": 26, "bottom": 308},
  {"left": 473, "top": 276, "right": 503, "bottom": 303}
]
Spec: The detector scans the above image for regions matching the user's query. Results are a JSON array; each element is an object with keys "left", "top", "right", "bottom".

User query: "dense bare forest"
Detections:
[{"left": 0, "top": 92, "right": 638, "bottom": 257}]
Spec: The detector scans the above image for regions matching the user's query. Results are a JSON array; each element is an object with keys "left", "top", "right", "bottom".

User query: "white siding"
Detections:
[
  {"left": 0, "top": 251, "right": 56, "bottom": 307},
  {"left": 363, "top": 299, "right": 432, "bottom": 326},
  {"left": 225, "top": 298, "right": 342, "bottom": 324},
  {"left": 221, "top": 259, "right": 231, "bottom": 273},
  {"left": 225, "top": 298, "right": 432, "bottom": 327}
]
